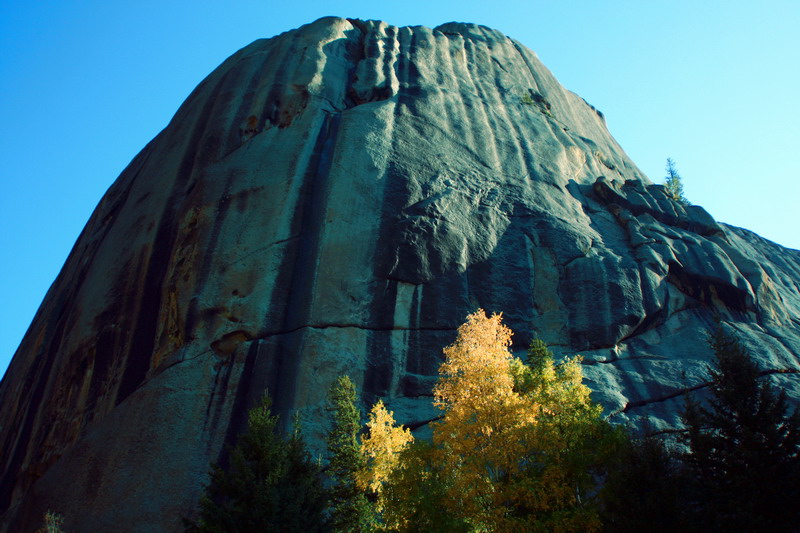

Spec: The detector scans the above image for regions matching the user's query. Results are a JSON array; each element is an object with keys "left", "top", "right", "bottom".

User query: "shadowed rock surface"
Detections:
[{"left": 2, "top": 17, "right": 799, "bottom": 532}]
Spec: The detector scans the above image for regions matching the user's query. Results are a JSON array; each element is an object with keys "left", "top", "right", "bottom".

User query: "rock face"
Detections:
[{"left": 2, "top": 17, "right": 800, "bottom": 532}]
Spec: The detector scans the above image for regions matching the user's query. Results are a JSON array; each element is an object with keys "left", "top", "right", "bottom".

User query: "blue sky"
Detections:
[{"left": 1, "top": 0, "right": 798, "bottom": 380}]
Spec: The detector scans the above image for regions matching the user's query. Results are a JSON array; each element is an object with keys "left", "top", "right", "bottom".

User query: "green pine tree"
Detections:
[
  {"left": 600, "top": 431, "right": 691, "bottom": 533},
  {"left": 664, "top": 157, "right": 689, "bottom": 206},
  {"left": 194, "top": 393, "right": 327, "bottom": 533},
  {"left": 681, "top": 324, "right": 800, "bottom": 532},
  {"left": 326, "top": 376, "right": 376, "bottom": 532}
]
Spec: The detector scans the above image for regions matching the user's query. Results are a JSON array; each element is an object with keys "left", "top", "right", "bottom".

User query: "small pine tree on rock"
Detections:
[{"left": 664, "top": 157, "right": 689, "bottom": 205}]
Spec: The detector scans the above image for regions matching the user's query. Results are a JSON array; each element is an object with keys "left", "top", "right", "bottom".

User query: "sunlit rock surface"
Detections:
[{"left": 2, "top": 17, "right": 799, "bottom": 532}]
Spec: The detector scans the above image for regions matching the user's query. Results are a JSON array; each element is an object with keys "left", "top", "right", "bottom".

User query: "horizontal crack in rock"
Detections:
[
  {"left": 611, "top": 367, "right": 800, "bottom": 417},
  {"left": 186, "top": 325, "right": 459, "bottom": 365},
  {"left": 245, "top": 323, "right": 457, "bottom": 341}
]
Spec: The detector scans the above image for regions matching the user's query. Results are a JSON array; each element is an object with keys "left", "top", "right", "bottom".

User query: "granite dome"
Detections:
[{"left": 2, "top": 17, "right": 799, "bottom": 532}]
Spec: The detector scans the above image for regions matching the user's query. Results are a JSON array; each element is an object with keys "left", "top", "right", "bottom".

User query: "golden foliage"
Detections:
[
  {"left": 431, "top": 310, "right": 530, "bottom": 528},
  {"left": 364, "top": 310, "right": 619, "bottom": 532},
  {"left": 358, "top": 400, "right": 413, "bottom": 502},
  {"left": 430, "top": 310, "right": 610, "bottom": 532}
]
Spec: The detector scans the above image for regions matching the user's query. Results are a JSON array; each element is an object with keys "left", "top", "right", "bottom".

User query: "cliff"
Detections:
[{"left": 2, "top": 17, "right": 799, "bottom": 532}]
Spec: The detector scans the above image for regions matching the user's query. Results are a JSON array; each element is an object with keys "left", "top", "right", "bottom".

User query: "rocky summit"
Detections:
[{"left": 2, "top": 17, "right": 799, "bottom": 532}]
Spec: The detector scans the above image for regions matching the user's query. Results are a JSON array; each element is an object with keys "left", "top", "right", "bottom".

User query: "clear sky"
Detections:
[{"left": 1, "top": 0, "right": 798, "bottom": 380}]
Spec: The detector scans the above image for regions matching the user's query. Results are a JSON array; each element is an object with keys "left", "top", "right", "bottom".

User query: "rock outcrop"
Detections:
[{"left": 2, "top": 17, "right": 799, "bottom": 532}]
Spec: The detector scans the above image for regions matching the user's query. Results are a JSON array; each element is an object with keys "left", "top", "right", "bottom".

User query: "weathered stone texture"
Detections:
[{"left": 1, "top": 17, "right": 799, "bottom": 532}]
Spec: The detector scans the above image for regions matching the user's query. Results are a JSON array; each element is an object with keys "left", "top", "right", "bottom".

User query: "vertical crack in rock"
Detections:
[{"left": 259, "top": 112, "right": 342, "bottom": 425}]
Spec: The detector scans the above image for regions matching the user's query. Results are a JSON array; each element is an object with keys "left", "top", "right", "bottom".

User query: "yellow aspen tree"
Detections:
[
  {"left": 371, "top": 312, "right": 619, "bottom": 532},
  {"left": 357, "top": 400, "right": 413, "bottom": 510},
  {"left": 431, "top": 309, "right": 532, "bottom": 530},
  {"left": 429, "top": 313, "right": 617, "bottom": 532}
]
